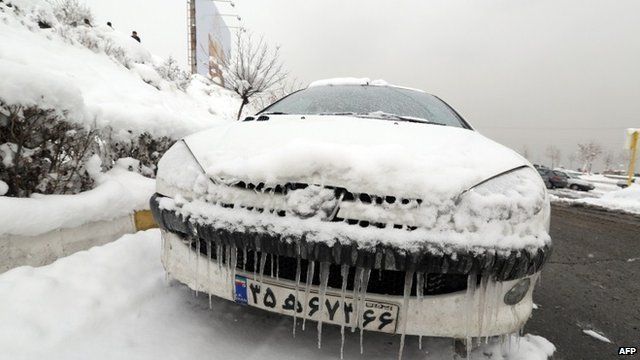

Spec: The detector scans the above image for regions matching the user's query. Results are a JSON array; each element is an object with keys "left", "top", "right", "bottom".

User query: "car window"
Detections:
[{"left": 262, "top": 85, "right": 466, "bottom": 127}]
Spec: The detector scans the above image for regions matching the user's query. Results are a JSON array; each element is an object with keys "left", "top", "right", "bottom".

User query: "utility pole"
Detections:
[{"left": 187, "top": 0, "right": 197, "bottom": 74}]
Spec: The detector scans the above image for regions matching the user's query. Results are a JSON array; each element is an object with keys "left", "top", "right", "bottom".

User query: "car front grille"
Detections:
[
  {"left": 190, "top": 239, "right": 470, "bottom": 296},
  {"left": 227, "top": 180, "right": 425, "bottom": 230}
]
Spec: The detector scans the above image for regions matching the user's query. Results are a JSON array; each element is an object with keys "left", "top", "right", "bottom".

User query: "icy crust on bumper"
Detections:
[{"left": 151, "top": 194, "right": 551, "bottom": 281}]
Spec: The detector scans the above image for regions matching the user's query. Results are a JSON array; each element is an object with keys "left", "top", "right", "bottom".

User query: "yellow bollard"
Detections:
[
  {"left": 628, "top": 131, "right": 639, "bottom": 187},
  {"left": 133, "top": 210, "right": 158, "bottom": 231}
]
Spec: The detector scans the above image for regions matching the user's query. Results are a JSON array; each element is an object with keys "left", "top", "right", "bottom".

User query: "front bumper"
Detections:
[{"left": 162, "top": 230, "right": 537, "bottom": 338}]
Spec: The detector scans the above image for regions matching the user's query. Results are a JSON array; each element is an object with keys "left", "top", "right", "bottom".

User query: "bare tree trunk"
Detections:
[{"left": 236, "top": 101, "right": 246, "bottom": 120}]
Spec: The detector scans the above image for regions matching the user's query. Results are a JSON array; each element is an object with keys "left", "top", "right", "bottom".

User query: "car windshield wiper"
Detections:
[
  {"left": 261, "top": 111, "right": 289, "bottom": 115},
  {"left": 356, "top": 112, "right": 447, "bottom": 126}
]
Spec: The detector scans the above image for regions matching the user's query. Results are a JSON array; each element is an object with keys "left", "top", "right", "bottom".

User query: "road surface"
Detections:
[{"left": 526, "top": 204, "right": 640, "bottom": 359}]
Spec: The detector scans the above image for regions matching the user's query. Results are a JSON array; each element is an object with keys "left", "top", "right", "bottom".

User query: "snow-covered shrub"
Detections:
[
  {"left": 0, "top": 104, "right": 98, "bottom": 197},
  {"left": 50, "top": 0, "right": 93, "bottom": 27},
  {"left": 101, "top": 129, "right": 174, "bottom": 177},
  {"left": 155, "top": 57, "right": 191, "bottom": 90}
]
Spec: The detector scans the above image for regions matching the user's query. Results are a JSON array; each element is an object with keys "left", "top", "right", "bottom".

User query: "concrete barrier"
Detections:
[{"left": 0, "top": 211, "right": 157, "bottom": 273}]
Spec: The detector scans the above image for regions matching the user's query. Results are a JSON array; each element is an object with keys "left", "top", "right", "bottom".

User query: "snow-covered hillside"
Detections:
[{"left": 0, "top": 0, "right": 239, "bottom": 140}]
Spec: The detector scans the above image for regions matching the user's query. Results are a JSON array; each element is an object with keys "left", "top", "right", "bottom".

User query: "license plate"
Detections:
[{"left": 234, "top": 275, "right": 399, "bottom": 333}]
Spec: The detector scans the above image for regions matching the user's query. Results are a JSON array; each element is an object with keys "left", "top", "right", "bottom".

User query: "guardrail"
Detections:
[{"left": 0, "top": 210, "right": 157, "bottom": 274}]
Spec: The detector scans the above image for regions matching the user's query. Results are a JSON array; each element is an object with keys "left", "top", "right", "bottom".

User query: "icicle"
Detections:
[
  {"left": 270, "top": 254, "right": 275, "bottom": 278},
  {"left": 276, "top": 256, "right": 280, "bottom": 280},
  {"left": 397, "top": 271, "right": 414, "bottom": 360},
  {"left": 317, "top": 262, "right": 330, "bottom": 349},
  {"left": 351, "top": 267, "right": 364, "bottom": 332},
  {"left": 259, "top": 252, "right": 268, "bottom": 285},
  {"left": 477, "top": 275, "right": 489, "bottom": 339},
  {"left": 358, "top": 268, "right": 371, "bottom": 354},
  {"left": 416, "top": 272, "right": 425, "bottom": 302},
  {"left": 418, "top": 335, "right": 422, "bottom": 350},
  {"left": 242, "top": 247, "right": 247, "bottom": 271},
  {"left": 217, "top": 242, "right": 223, "bottom": 271},
  {"left": 225, "top": 244, "right": 231, "bottom": 283},
  {"left": 339, "top": 264, "right": 349, "bottom": 359},
  {"left": 465, "top": 271, "right": 478, "bottom": 357},
  {"left": 207, "top": 240, "right": 212, "bottom": 309},
  {"left": 253, "top": 250, "right": 258, "bottom": 279},
  {"left": 230, "top": 245, "right": 238, "bottom": 299},
  {"left": 302, "top": 260, "right": 315, "bottom": 331},
  {"left": 195, "top": 239, "right": 200, "bottom": 296},
  {"left": 292, "top": 256, "right": 302, "bottom": 338},
  {"left": 163, "top": 235, "right": 170, "bottom": 282}
]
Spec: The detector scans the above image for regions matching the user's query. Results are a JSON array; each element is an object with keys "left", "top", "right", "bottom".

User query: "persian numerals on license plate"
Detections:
[{"left": 234, "top": 275, "right": 399, "bottom": 333}]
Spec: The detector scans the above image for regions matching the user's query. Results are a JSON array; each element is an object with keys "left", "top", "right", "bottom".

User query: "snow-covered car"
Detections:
[
  {"left": 554, "top": 169, "right": 595, "bottom": 191},
  {"left": 151, "top": 79, "right": 551, "bottom": 354}
]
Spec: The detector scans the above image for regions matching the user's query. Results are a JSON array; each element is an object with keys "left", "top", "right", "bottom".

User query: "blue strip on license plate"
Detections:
[{"left": 234, "top": 275, "right": 248, "bottom": 305}]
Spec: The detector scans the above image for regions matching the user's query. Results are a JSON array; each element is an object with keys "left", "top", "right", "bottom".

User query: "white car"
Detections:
[{"left": 151, "top": 79, "right": 551, "bottom": 356}]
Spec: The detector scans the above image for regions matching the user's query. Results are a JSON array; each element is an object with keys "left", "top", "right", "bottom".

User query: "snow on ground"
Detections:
[
  {"left": 0, "top": 161, "right": 154, "bottom": 236},
  {"left": 551, "top": 184, "right": 640, "bottom": 215},
  {"left": 0, "top": 230, "right": 555, "bottom": 360},
  {"left": 0, "top": 0, "right": 239, "bottom": 139}
]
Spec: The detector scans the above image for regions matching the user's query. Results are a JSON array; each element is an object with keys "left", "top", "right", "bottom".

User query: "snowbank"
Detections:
[
  {"left": 0, "top": 0, "right": 239, "bottom": 139},
  {"left": 552, "top": 185, "right": 640, "bottom": 215},
  {"left": 576, "top": 185, "right": 640, "bottom": 214},
  {"left": 0, "top": 230, "right": 555, "bottom": 360},
  {"left": 0, "top": 165, "right": 154, "bottom": 236}
]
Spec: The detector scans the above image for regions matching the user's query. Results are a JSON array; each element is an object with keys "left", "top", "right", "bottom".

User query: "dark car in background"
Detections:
[{"left": 536, "top": 168, "right": 568, "bottom": 189}]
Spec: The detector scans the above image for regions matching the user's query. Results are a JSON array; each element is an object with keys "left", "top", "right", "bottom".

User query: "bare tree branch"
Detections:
[{"left": 221, "top": 30, "right": 288, "bottom": 119}]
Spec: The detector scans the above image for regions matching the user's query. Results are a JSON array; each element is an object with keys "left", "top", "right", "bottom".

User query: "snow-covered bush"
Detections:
[
  {"left": 50, "top": 0, "right": 93, "bottom": 27},
  {"left": 155, "top": 57, "right": 191, "bottom": 90},
  {"left": 0, "top": 104, "right": 98, "bottom": 197},
  {"left": 101, "top": 130, "right": 174, "bottom": 177}
]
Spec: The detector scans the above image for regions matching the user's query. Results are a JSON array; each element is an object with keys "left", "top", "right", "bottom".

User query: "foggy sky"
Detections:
[{"left": 85, "top": 0, "right": 640, "bottom": 171}]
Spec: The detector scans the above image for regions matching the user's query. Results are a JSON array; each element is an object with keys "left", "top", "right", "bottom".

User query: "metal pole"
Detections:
[{"left": 628, "top": 131, "right": 638, "bottom": 187}]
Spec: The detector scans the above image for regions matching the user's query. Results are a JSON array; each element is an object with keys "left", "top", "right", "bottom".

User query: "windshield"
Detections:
[{"left": 261, "top": 85, "right": 467, "bottom": 128}]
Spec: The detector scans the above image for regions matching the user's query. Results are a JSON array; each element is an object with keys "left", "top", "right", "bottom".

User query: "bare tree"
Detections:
[
  {"left": 567, "top": 153, "right": 577, "bottom": 170},
  {"left": 544, "top": 145, "right": 562, "bottom": 168},
  {"left": 222, "top": 31, "right": 287, "bottom": 119},
  {"left": 519, "top": 145, "right": 531, "bottom": 161},
  {"left": 617, "top": 149, "right": 631, "bottom": 170},
  {"left": 577, "top": 141, "right": 603, "bottom": 173},
  {"left": 602, "top": 151, "right": 615, "bottom": 173}
]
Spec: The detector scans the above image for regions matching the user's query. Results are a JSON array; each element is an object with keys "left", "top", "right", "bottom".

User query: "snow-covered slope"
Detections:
[
  {"left": 0, "top": 229, "right": 555, "bottom": 360},
  {"left": 0, "top": 0, "right": 239, "bottom": 140}
]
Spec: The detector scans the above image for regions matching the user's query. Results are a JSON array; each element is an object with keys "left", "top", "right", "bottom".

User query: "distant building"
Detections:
[{"left": 187, "top": 0, "right": 231, "bottom": 85}]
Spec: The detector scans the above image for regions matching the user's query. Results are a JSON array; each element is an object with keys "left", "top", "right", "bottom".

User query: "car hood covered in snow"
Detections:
[{"left": 183, "top": 114, "right": 528, "bottom": 201}]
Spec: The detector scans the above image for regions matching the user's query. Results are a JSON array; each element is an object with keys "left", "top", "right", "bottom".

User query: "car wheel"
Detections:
[{"left": 570, "top": 184, "right": 579, "bottom": 191}]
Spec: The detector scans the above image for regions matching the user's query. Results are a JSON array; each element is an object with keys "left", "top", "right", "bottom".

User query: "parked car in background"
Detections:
[
  {"left": 617, "top": 178, "right": 636, "bottom": 188},
  {"left": 536, "top": 168, "right": 568, "bottom": 189},
  {"left": 553, "top": 169, "right": 595, "bottom": 191}
]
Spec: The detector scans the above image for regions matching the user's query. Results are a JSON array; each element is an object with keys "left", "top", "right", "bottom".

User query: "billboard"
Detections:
[{"left": 190, "top": 0, "right": 231, "bottom": 83}]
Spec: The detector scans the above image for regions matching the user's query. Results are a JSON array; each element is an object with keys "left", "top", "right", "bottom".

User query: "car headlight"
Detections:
[
  {"left": 453, "top": 167, "right": 549, "bottom": 235},
  {"left": 156, "top": 140, "right": 206, "bottom": 199}
]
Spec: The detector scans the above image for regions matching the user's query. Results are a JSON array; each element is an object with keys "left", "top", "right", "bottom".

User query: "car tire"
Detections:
[{"left": 570, "top": 184, "right": 579, "bottom": 191}]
